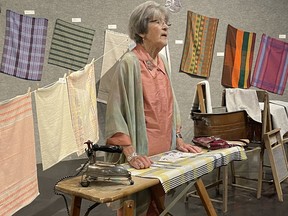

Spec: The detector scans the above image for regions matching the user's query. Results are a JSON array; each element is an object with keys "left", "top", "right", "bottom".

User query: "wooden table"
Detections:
[
  {"left": 56, "top": 175, "right": 217, "bottom": 216},
  {"left": 56, "top": 147, "right": 248, "bottom": 215}
]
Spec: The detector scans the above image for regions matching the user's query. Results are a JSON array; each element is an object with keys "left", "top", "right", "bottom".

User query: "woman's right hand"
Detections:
[
  {"left": 128, "top": 154, "right": 152, "bottom": 169},
  {"left": 123, "top": 145, "right": 152, "bottom": 169}
]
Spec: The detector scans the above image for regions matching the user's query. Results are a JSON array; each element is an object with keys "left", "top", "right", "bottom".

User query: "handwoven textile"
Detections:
[
  {"left": 67, "top": 61, "right": 99, "bottom": 155},
  {"left": 251, "top": 34, "right": 288, "bottom": 95},
  {"left": 221, "top": 24, "right": 256, "bottom": 88},
  {"left": 225, "top": 88, "right": 262, "bottom": 123},
  {"left": 34, "top": 79, "right": 78, "bottom": 170},
  {"left": 129, "top": 147, "right": 247, "bottom": 193},
  {"left": 98, "top": 30, "right": 132, "bottom": 103},
  {"left": 180, "top": 10, "right": 218, "bottom": 78},
  {"left": 0, "top": 93, "right": 39, "bottom": 215},
  {"left": 48, "top": 19, "right": 95, "bottom": 71},
  {"left": 0, "top": 10, "right": 48, "bottom": 80}
]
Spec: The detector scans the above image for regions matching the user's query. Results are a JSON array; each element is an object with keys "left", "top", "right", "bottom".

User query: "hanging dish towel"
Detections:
[
  {"left": 0, "top": 93, "right": 39, "bottom": 215},
  {"left": 48, "top": 19, "right": 95, "bottom": 71},
  {"left": 0, "top": 10, "right": 48, "bottom": 80},
  {"left": 251, "top": 34, "right": 288, "bottom": 95},
  {"left": 221, "top": 24, "right": 256, "bottom": 88},
  {"left": 67, "top": 60, "right": 99, "bottom": 155},
  {"left": 98, "top": 30, "right": 132, "bottom": 103},
  {"left": 34, "top": 79, "right": 78, "bottom": 170},
  {"left": 180, "top": 10, "right": 218, "bottom": 78}
]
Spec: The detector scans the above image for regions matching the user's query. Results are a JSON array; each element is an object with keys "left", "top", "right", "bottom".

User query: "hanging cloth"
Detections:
[
  {"left": 48, "top": 19, "right": 95, "bottom": 71},
  {"left": 34, "top": 78, "right": 78, "bottom": 170},
  {"left": 67, "top": 60, "right": 99, "bottom": 155},
  {"left": 98, "top": 30, "right": 132, "bottom": 103},
  {"left": 0, "top": 10, "right": 48, "bottom": 80},
  {"left": 0, "top": 93, "right": 39, "bottom": 215},
  {"left": 180, "top": 10, "right": 219, "bottom": 78},
  {"left": 251, "top": 34, "right": 288, "bottom": 95},
  {"left": 221, "top": 24, "right": 256, "bottom": 88}
]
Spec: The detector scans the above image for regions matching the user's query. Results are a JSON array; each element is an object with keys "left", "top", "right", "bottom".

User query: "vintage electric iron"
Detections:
[{"left": 80, "top": 140, "right": 134, "bottom": 187}]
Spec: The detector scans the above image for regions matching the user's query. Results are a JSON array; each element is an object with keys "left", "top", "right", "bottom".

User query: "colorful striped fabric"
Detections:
[
  {"left": 48, "top": 19, "right": 95, "bottom": 71},
  {"left": 0, "top": 94, "right": 39, "bottom": 215},
  {"left": 221, "top": 25, "right": 256, "bottom": 88},
  {"left": 0, "top": 10, "right": 48, "bottom": 80},
  {"left": 251, "top": 34, "right": 288, "bottom": 95},
  {"left": 180, "top": 11, "right": 219, "bottom": 78},
  {"left": 129, "top": 147, "right": 247, "bottom": 193}
]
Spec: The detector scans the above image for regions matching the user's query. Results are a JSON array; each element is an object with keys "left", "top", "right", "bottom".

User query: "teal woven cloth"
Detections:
[{"left": 48, "top": 19, "right": 95, "bottom": 70}]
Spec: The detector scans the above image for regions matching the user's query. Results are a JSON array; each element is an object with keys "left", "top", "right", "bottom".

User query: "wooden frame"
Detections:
[
  {"left": 263, "top": 128, "right": 288, "bottom": 202},
  {"left": 222, "top": 90, "right": 272, "bottom": 199}
]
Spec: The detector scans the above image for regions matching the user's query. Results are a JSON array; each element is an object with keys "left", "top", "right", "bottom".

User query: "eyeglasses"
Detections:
[{"left": 149, "top": 19, "right": 171, "bottom": 27}]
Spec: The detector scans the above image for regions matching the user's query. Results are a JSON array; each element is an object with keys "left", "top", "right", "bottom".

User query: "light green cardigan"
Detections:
[{"left": 105, "top": 51, "right": 181, "bottom": 163}]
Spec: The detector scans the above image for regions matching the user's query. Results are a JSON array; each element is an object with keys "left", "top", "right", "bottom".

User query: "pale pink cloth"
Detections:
[{"left": 0, "top": 93, "right": 39, "bottom": 215}]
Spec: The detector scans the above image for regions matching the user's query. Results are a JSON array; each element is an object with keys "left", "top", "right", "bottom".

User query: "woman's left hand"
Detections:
[{"left": 176, "top": 138, "right": 202, "bottom": 153}]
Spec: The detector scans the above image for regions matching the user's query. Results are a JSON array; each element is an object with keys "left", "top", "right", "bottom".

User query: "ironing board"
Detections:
[
  {"left": 55, "top": 175, "right": 216, "bottom": 216},
  {"left": 55, "top": 147, "right": 247, "bottom": 216}
]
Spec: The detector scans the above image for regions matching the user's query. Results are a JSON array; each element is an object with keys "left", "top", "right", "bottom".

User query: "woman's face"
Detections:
[{"left": 142, "top": 16, "right": 170, "bottom": 49}]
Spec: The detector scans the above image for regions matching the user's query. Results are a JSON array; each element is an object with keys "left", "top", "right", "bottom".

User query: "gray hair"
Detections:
[{"left": 128, "top": 1, "right": 170, "bottom": 44}]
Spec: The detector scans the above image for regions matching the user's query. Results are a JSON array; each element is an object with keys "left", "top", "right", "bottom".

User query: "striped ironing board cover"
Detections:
[{"left": 129, "top": 146, "right": 247, "bottom": 193}]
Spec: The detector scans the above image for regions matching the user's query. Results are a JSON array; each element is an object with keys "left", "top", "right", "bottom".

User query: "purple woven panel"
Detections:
[{"left": 0, "top": 10, "right": 48, "bottom": 80}]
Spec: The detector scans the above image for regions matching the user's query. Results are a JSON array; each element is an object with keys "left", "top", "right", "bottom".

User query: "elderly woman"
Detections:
[{"left": 105, "top": 1, "right": 202, "bottom": 215}]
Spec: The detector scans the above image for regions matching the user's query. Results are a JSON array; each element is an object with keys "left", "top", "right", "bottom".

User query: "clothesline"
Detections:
[{"left": 23, "top": 38, "right": 131, "bottom": 96}]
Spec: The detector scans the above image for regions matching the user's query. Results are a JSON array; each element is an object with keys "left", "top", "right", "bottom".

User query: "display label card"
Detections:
[{"left": 24, "top": 10, "right": 35, "bottom": 15}]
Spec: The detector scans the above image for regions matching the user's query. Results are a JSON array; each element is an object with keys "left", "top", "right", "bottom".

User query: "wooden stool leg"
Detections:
[
  {"left": 216, "top": 167, "right": 221, "bottom": 195},
  {"left": 71, "top": 196, "right": 82, "bottom": 216},
  {"left": 123, "top": 200, "right": 135, "bottom": 216},
  {"left": 257, "top": 148, "right": 264, "bottom": 199},
  {"left": 230, "top": 161, "right": 236, "bottom": 184},
  {"left": 195, "top": 178, "right": 217, "bottom": 216},
  {"left": 150, "top": 183, "right": 166, "bottom": 213},
  {"left": 222, "top": 166, "right": 228, "bottom": 213}
]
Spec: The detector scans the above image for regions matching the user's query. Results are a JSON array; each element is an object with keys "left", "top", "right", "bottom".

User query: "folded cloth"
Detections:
[
  {"left": 192, "top": 136, "right": 230, "bottom": 150},
  {"left": 191, "top": 80, "right": 212, "bottom": 113},
  {"left": 0, "top": 93, "right": 39, "bottom": 215},
  {"left": 48, "top": 19, "right": 95, "bottom": 71},
  {"left": 34, "top": 78, "right": 78, "bottom": 170},
  {"left": 67, "top": 60, "right": 99, "bottom": 155},
  {"left": 0, "top": 10, "right": 48, "bottom": 80},
  {"left": 180, "top": 10, "right": 219, "bottom": 78},
  {"left": 251, "top": 34, "right": 288, "bottom": 95},
  {"left": 225, "top": 88, "right": 261, "bottom": 123},
  {"left": 221, "top": 24, "right": 256, "bottom": 88}
]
